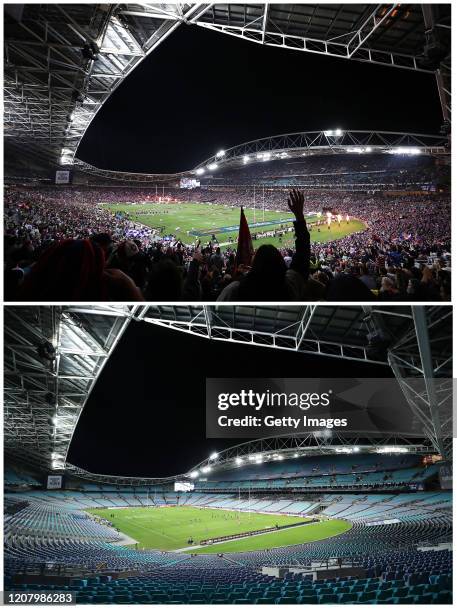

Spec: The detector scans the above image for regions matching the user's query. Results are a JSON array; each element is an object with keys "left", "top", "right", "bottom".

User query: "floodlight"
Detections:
[
  {"left": 196, "top": 168, "right": 205, "bottom": 175},
  {"left": 392, "top": 147, "right": 421, "bottom": 155},
  {"left": 262, "top": 153, "right": 271, "bottom": 161},
  {"left": 377, "top": 446, "right": 408, "bottom": 454},
  {"left": 255, "top": 458, "right": 263, "bottom": 464},
  {"left": 256, "top": 153, "right": 263, "bottom": 159},
  {"left": 216, "top": 149, "right": 225, "bottom": 158},
  {"left": 243, "top": 155, "right": 250, "bottom": 163},
  {"left": 235, "top": 457, "right": 244, "bottom": 465},
  {"left": 207, "top": 163, "right": 218, "bottom": 170},
  {"left": 293, "top": 453, "right": 299, "bottom": 458},
  {"left": 190, "top": 470, "right": 199, "bottom": 478},
  {"left": 325, "top": 129, "right": 343, "bottom": 137},
  {"left": 209, "top": 452, "right": 218, "bottom": 460},
  {"left": 202, "top": 466, "right": 212, "bottom": 473},
  {"left": 365, "top": 147, "right": 372, "bottom": 152},
  {"left": 353, "top": 446, "right": 360, "bottom": 452},
  {"left": 277, "top": 454, "right": 284, "bottom": 460}
]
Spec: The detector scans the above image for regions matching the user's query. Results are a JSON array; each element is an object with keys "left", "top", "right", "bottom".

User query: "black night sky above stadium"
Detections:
[
  {"left": 77, "top": 25, "right": 443, "bottom": 174},
  {"left": 69, "top": 321, "right": 392, "bottom": 478}
]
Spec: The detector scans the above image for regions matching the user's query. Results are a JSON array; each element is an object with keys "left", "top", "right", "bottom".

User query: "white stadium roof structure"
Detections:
[
  {"left": 4, "top": 3, "right": 451, "bottom": 177},
  {"left": 72, "top": 130, "right": 450, "bottom": 185},
  {"left": 4, "top": 306, "right": 452, "bottom": 482}
]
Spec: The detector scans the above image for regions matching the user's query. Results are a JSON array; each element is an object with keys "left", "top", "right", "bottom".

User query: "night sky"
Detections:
[
  {"left": 77, "top": 24, "right": 442, "bottom": 174},
  {"left": 68, "top": 320, "right": 392, "bottom": 478}
]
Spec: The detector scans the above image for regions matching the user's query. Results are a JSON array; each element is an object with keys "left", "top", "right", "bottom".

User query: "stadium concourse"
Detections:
[
  {"left": 4, "top": 152, "right": 451, "bottom": 301},
  {"left": 4, "top": 450, "right": 452, "bottom": 605}
]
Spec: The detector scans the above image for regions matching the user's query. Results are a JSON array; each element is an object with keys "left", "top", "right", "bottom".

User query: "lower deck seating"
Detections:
[{"left": 5, "top": 563, "right": 452, "bottom": 605}]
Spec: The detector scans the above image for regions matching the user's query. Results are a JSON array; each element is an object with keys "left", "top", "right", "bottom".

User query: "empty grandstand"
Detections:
[{"left": 3, "top": 305, "right": 452, "bottom": 604}]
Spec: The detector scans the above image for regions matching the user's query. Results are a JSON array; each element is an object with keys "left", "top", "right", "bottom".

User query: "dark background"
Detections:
[
  {"left": 77, "top": 25, "right": 442, "bottom": 174},
  {"left": 68, "top": 321, "right": 392, "bottom": 477}
]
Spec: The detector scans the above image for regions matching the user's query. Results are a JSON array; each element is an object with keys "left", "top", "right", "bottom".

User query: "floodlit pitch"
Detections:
[
  {"left": 102, "top": 202, "right": 365, "bottom": 250},
  {"left": 88, "top": 506, "right": 351, "bottom": 553}
]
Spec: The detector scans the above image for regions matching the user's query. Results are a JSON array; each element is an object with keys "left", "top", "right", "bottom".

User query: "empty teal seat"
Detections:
[
  {"left": 378, "top": 589, "right": 395, "bottom": 600},
  {"left": 299, "top": 595, "right": 318, "bottom": 604},
  {"left": 319, "top": 594, "right": 339, "bottom": 603},
  {"left": 394, "top": 587, "right": 409, "bottom": 597},
  {"left": 318, "top": 587, "right": 335, "bottom": 595},
  {"left": 339, "top": 593, "right": 358, "bottom": 603},
  {"left": 276, "top": 596, "right": 298, "bottom": 604},
  {"left": 434, "top": 591, "right": 452, "bottom": 604},
  {"left": 359, "top": 591, "right": 377, "bottom": 602},
  {"left": 113, "top": 595, "right": 132, "bottom": 603}
]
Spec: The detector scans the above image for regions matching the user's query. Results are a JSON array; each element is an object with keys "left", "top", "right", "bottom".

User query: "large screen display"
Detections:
[
  {"left": 180, "top": 178, "right": 200, "bottom": 189},
  {"left": 47, "top": 475, "right": 63, "bottom": 489},
  {"left": 55, "top": 170, "right": 70, "bottom": 184},
  {"left": 174, "top": 481, "right": 194, "bottom": 492}
]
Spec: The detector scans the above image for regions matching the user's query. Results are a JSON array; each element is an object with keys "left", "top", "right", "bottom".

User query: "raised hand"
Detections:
[{"left": 287, "top": 189, "right": 305, "bottom": 222}]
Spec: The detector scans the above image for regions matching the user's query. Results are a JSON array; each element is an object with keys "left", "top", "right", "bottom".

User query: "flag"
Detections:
[{"left": 235, "top": 206, "right": 254, "bottom": 267}]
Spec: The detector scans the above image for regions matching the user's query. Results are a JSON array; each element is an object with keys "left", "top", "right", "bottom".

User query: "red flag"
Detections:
[{"left": 235, "top": 206, "right": 254, "bottom": 267}]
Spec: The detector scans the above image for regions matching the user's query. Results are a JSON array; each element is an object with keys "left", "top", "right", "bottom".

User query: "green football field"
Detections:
[
  {"left": 87, "top": 505, "right": 350, "bottom": 553},
  {"left": 102, "top": 201, "right": 365, "bottom": 250}
]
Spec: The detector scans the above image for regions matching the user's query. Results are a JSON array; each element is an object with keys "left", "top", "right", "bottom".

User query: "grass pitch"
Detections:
[
  {"left": 87, "top": 506, "right": 350, "bottom": 553},
  {"left": 102, "top": 202, "right": 365, "bottom": 250}
]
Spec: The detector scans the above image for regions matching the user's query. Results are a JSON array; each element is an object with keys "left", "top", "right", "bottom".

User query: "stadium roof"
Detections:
[
  {"left": 64, "top": 431, "right": 435, "bottom": 485},
  {"left": 4, "top": 3, "right": 451, "bottom": 175},
  {"left": 70, "top": 129, "right": 449, "bottom": 184},
  {"left": 4, "top": 306, "right": 452, "bottom": 475}
]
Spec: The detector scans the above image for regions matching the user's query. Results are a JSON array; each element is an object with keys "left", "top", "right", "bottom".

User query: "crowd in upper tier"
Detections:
[
  {"left": 4, "top": 184, "right": 451, "bottom": 301},
  {"left": 207, "top": 153, "right": 450, "bottom": 188}
]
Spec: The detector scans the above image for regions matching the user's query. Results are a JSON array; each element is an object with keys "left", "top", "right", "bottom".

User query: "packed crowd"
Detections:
[
  {"left": 4, "top": 185, "right": 451, "bottom": 301},
  {"left": 211, "top": 153, "right": 449, "bottom": 188}
]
